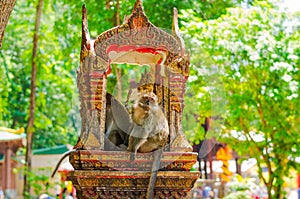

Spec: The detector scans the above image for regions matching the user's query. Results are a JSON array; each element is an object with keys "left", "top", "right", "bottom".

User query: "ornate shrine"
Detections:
[{"left": 67, "top": 0, "right": 200, "bottom": 198}]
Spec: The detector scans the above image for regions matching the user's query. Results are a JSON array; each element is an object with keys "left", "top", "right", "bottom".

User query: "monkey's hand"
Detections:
[{"left": 127, "top": 124, "right": 148, "bottom": 152}]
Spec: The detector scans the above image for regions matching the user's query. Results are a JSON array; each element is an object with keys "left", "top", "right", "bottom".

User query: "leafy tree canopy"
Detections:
[
  {"left": 182, "top": 1, "right": 300, "bottom": 198},
  {"left": 0, "top": 0, "right": 243, "bottom": 149}
]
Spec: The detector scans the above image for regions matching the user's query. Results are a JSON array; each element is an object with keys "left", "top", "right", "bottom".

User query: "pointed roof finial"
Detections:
[
  {"left": 172, "top": 7, "right": 185, "bottom": 57},
  {"left": 82, "top": 4, "right": 89, "bottom": 31},
  {"left": 133, "top": 0, "right": 143, "bottom": 11},
  {"left": 172, "top": 7, "right": 179, "bottom": 33},
  {"left": 80, "top": 4, "right": 91, "bottom": 62}
]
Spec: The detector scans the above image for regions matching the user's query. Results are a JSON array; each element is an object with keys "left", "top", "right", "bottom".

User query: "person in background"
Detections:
[
  {"left": 38, "top": 194, "right": 54, "bottom": 199},
  {"left": 0, "top": 186, "right": 4, "bottom": 199},
  {"left": 298, "top": 173, "right": 300, "bottom": 199}
]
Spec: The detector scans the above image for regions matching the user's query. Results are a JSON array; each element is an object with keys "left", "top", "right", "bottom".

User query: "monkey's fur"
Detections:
[
  {"left": 127, "top": 92, "right": 169, "bottom": 154},
  {"left": 52, "top": 93, "right": 131, "bottom": 177},
  {"left": 127, "top": 91, "right": 169, "bottom": 199}
]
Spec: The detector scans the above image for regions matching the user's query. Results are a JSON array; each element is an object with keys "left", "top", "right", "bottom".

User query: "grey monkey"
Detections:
[
  {"left": 127, "top": 92, "right": 169, "bottom": 154},
  {"left": 52, "top": 93, "right": 132, "bottom": 177},
  {"left": 127, "top": 92, "right": 169, "bottom": 199}
]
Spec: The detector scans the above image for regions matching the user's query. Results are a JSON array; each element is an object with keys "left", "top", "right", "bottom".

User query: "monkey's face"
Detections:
[{"left": 138, "top": 92, "right": 158, "bottom": 109}]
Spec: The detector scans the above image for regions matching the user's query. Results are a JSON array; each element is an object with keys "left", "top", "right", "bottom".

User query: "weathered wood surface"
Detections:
[{"left": 69, "top": 150, "right": 198, "bottom": 171}]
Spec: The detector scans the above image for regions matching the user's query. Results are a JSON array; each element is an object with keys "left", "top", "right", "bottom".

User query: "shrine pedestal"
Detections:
[{"left": 67, "top": 150, "right": 200, "bottom": 199}]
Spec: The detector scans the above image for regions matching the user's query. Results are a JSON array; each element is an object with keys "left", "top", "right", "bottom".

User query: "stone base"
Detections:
[{"left": 68, "top": 150, "right": 200, "bottom": 199}]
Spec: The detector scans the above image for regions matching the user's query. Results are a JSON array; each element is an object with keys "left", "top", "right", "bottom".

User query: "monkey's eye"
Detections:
[
  {"left": 148, "top": 97, "right": 155, "bottom": 104},
  {"left": 145, "top": 99, "right": 150, "bottom": 105}
]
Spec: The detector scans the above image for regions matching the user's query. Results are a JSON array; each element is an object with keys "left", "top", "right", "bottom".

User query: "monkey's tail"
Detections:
[
  {"left": 51, "top": 149, "right": 76, "bottom": 178},
  {"left": 146, "top": 148, "right": 163, "bottom": 199}
]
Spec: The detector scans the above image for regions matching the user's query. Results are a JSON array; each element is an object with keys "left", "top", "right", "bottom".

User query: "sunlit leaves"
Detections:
[
  {"left": 183, "top": 1, "right": 300, "bottom": 197},
  {"left": 0, "top": 0, "right": 78, "bottom": 149}
]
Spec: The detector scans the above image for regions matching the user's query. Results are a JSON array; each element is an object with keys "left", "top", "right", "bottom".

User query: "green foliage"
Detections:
[
  {"left": 224, "top": 191, "right": 252, "bottom": 199},
  {"left": 1, "top": 0, "right": 244, "bottom": 150},
  {"left": 20, "top": 166, "right": 57, "bottom": 197},
  {"left": 182, "top": 84, "right": 204, "bottom": 144},
  {"left": 1, "top": 0, "right": 79, "bottom": 149},
  {"left": 107, "top": 63, "right": 150, "bottom": 101},
  {"left": 183, "top": 1, "right": 300, "bottom": 198},
  {"left": 225, "top": 175, "right": 258, "bottom": 198}
]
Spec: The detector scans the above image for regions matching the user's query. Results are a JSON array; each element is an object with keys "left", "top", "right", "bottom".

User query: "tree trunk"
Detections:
[
  {"left": 113, "top": 0, "right": 122, "bottom": 101},
  {"left": 265, "top": 170, "right": 285, "bottom": 199},
  {"left": 113, "top": 64, "right": 122, "bottom": 101},
  {"left": 267, "top": 185, "right": 272, "bottom": 199},
  {"left": 273, "top": 169, "right": 285, "bottom": 199},
  {"left": 23, "top": 0, "right": 44, "bottom": 197},
  {"left": 115, "top": 0, "right": 120, "bottom": 26},
  {"left": 273, "top": 182, "right": 284, "bottom": 199},
  {"left": 0, "top": 0, "right": 16, "bottom": 47}
]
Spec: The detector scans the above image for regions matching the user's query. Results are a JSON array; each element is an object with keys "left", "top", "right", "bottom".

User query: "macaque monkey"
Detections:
[
  {"left": 127, "top": 91, "right": 169, "bottom": 199},
  {"left": 127, "top": 92, "right": 169, "bottom": 154},
  {"left": 52, "top": 93, "right": 132, "bottom": 177}
]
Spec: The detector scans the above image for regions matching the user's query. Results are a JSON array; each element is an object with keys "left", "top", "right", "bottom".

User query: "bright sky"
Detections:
[{"left": 285, "top": 0, "right": 300, "bottom": 12}]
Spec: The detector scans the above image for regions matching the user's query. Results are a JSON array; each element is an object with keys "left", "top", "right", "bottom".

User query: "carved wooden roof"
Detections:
[
  {"left": 80, "top": 0, "right": 189, "bottom": 77},
  {"left": 76, "top": 0, "right": 192, "bottom": 152}
]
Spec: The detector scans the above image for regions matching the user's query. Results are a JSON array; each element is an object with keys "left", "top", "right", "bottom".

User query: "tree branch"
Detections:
[{"left": 23, "top": 0, "right": 44, "bottom": 196}]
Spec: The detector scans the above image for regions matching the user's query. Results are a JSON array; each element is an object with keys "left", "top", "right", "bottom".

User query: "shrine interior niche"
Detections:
[{"left": 66, "top": 0, "right": 200, "bottom": 198}]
